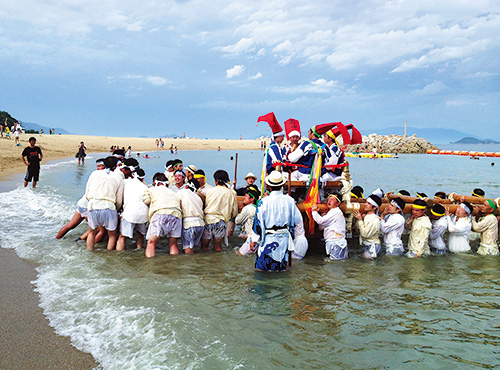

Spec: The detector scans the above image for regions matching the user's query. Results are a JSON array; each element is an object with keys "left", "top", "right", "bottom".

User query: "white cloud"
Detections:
[
  {"left": 108, "top": 74, "right": 171, "bottom": 86},
  {"left": 219, "top": 37, "right": 254, "bottom": 54},
  {"left": 250, "top": 72, "right": 263, "bottom": 80},
  {"left": 273, "top": 79, "right": 341, "bottom": 94},
  {"left": 413, "top": 80, "right": 447, "bottom": 95},
  {"left": 226, "top": 65, "right": 245, "bottom": 78}
]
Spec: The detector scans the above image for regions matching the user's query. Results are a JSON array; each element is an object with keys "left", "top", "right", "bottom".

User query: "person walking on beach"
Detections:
[
  {"left": 77, "top": 142, "right": 87, "bottom": 165},
  {"left": 22, "top": 137, "right": 43, "bottom": 188}
]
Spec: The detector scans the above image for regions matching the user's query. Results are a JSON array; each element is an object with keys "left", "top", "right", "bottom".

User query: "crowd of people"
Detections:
[{"left": 54, "top": 119, "right": 500, "bottom": 273}]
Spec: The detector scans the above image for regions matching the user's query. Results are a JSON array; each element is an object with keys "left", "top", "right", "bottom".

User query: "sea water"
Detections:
[{"left": 1, "top": 149, "right": 500, "bottom": 369}]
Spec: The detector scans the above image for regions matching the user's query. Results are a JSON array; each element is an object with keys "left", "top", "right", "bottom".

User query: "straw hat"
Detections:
[
  {"left": 265, "top": 171, "right": 286, "bottom": 187},
  {"left": 186, "top": 164, "right": 198, "bottom": 175},
  {"left": 244, "top": 172, "right": 257, "bottom": 180}
]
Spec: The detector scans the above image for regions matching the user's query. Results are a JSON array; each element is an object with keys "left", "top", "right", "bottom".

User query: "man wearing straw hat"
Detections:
[{"left": 251, "top": 171, "right": 301, "bottom": 271}]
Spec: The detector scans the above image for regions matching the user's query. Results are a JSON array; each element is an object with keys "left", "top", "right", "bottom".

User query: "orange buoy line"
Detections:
[{"left": 426, "top": 149, "right": 500, "bottom": 157}]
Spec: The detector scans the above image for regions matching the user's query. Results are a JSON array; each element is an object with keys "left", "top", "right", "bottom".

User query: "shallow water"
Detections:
[{"left": 1, "top": 150, "right": 500, "bottom": 369}]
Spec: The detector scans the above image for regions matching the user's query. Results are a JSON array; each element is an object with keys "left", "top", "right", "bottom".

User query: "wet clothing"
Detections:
[
  {"left": 429, "top": 217, "right": 448, "bottom": 254},
  {"left": 406, "top": 216, "right": 431, "bottom": 257},
  {"left": 472, "top": 214, "right": 499, "bottom": 255},
  {"left": 446, "top": 215, "right": 471, "bottom": 253},
  {"left": 358, "top": 213, "right": 382, "bottom": 258},
  {"left": 312, "top": 207, "right": 347, "bottom": 260},
  {"left": 254, "top": 191, "right": 301, "bottom": 271},
  {"left": 381, "top": 213, "right": 405, "bottom": 255},
  {"left": 22, "top": 145, "right": 43, "bottom": 182}
]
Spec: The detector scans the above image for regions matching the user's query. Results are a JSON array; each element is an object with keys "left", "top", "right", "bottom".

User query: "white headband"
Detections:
[
  {"left": 460, "top": 203, "right": 471, "bottom": 215},
  {"left": 367, "top": 197, "right": 379, "bottom": 209}
]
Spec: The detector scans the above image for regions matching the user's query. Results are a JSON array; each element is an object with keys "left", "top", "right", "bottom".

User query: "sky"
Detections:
[{"left": 1, "top": 0, "right": 499, "bottom": 139}]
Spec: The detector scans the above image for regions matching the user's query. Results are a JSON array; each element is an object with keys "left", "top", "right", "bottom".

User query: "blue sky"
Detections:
[{"left": 1, "top": 0, "right": 499, "bottom": 139}]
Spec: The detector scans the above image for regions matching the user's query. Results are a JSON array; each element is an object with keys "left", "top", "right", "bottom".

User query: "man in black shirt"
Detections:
[{"left": 22, "top": 137, "right": 43, "bottom": 188}]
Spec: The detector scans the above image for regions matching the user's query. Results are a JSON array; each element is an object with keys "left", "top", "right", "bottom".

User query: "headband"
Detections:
[
  {"left": 472, "top": 191, "right": 484, "bottom": 197},
  {"left": 366, "top": 197, "right": 379, "bottom": 209},
  {"left": 328, "top": 193, "right": 341, "bottom": 203},
  {"left": 460, "top": 203, "right": 471, "bottom": 215},
  {"left": 431, "top": 209, "right": 445, "bottom": 217},
  {"left": 487, "top": 199, "right": 497, "bottom": 211},
  {"left": 194, "top": 174, "right": 206, "bottom": 180},
  {"left": 412, "top": 204, "right": 426, "bottom": 210},
  {"left": 351, "top": 191, "right": 363, "bottom": 199},
  {"left": 392, "top": 200, "right": 402, "bottom": 210},
  {"left": 155, "top": 180, "right": 168, "bottom": 186}
]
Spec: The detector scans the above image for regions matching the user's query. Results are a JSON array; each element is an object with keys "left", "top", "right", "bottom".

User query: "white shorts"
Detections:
[
  {"left": 87, "top": 209, "right": 118, "bottom": 231},
  {"left": 238, "top": 237, "right": 256, "bottom": 255},
  {"left": 146, "top": 213, "right": 182, "bottom": 239},
  {"left": 182, "top": 226, "right": 204, "bottom": 249},
  {"left": 76, "top": 205, "right": 88, "bottom": 218},
  {"left": 202, "top": 220, "right": 227, "bottom": 240},
  {"left": 120, "top": 219, "right": 147, "bottom": 239}
]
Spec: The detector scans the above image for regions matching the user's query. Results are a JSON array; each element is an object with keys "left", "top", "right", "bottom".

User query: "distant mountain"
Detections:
[
  {"left": 453, "top": 137, "right": 500, "bottom": 144},
  {"left": 362, "top": 126, "right": 480, "bottom": 144},
  {"left": 21, "top": 121, "right": 71, "bottom": 135}
]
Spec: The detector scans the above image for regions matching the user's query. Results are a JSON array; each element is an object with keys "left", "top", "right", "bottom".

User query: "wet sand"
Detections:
[{"left": 0, "top": 248, "right": 97, "bottom": 369}]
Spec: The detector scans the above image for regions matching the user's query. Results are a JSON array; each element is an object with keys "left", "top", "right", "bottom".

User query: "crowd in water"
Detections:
[{"left": 55, "top": 117, "right": 500, "bottom": 272}]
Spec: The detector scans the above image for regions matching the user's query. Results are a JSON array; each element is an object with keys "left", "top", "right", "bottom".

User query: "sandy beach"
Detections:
[
  {"left": 0, "top": 133, "right": 263, "bottom": 180},
  {"left": 0, "top": 133, "right": 262, "bottom": 369}
]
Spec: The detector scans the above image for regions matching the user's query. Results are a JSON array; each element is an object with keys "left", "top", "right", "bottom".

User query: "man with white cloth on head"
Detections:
[
  {"left": 116, "top": 167, "right": 149, "bottom": 251},
  {"left": 251, "top": 171, "right": 301, "bottom": 271},
  {"left": 380, "top": 197, "right": 406, "bottom": 256},
  {"left": 85, "top": 156, "right": 124, "bottom": 251},
  {"left": 353, "top": 194, "right": 382, "bottom": 259},
  {"left": 178, "top": 179, "right": 205, "bottom": 254}
]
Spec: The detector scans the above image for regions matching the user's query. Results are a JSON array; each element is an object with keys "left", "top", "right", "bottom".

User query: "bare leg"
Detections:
[
  {"left": 169, "top": 237, "right": 179, "bottom": 255},
  {"left": 86, "top": 228, "right": 97, "bottom": 250},
  {"left": 146, "top": 236, "right": 158, "bottom": 258},
  {"left": 136, "top": 232, "right": 145, "bottom": 249},
  {"left": 80, "top": 229, "right": 91, "bottom": 240},
  {"left": 95, "top": 227, "right": 106, "bottom": 243},
  {"left": 107, "top": 229, "right": 117, "bottom": 250},
  {"left": 213, "top": 237, "right": 223, "bottom": 252},
  {"left": 116, "top": 235, "right": 127, "bottom": 251},
  {"left": 32, "top": 181, "right": 37, "bottom": 188},
  {"left": 201, "top": 238, "right": 210, "bottom": 250},
  {"left": 184, "top": 248, "right": 194, "bottom": 254},
  {"left": 56, "top": 212, "right": 84, "bottom": 239},
  {"left": 24, "top": 181, "right": 28, "bottom": 187}
]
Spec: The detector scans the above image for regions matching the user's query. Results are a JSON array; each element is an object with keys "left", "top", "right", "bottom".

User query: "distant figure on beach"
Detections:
[
  {"left": 169, "top": 144, "right": 174, "bottom": 154},
  {"left": 22, "top": 137, "right": 43, "bottom": 188},
  {"left": 126, "top": 146, "right": 132, "bottom": 157},
  {"left": 77, "top": 142, "right": 87, "bottom": 165},
  {"left": 160, "top": 138, "right": 164, "bottom": 148},
  {"left": 13, "top": 127, "right": 21, "bottom": 146}
]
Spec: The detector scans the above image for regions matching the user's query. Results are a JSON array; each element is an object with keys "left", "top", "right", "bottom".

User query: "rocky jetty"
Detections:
[{"left": 346, "top": 134, "right": 439, "bottom": 154}]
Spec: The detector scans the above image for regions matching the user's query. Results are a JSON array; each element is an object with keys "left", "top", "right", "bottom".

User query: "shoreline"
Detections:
[
  {"left": 0, "top": 247, "right": 97, "bottom": 369},
  {"left": 0, "top": 133, "right": 263, "bottom": 180}
]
